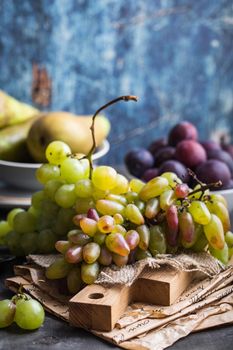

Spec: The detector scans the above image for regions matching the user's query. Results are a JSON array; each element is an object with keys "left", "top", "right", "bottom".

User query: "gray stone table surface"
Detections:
[{"left": 0, "top": 207, "right": 233, "bottom": 350}]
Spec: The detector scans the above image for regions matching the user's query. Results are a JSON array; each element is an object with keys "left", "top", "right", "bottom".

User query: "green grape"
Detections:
[
  {"left": 46, "top": 257, "right": 72, "bottom": 279},
  {"left": 225, "top": 231, "right": 233, "bottom": 248},
  {"left": 31, "top": 191, "right": 45, "bottom": 209},
  {"left": 5, "top": 231, "right": 24, "bottom": 256},
  {"left": 96, "top": 199, "right": 125, "bottom": 216},
  {"left": 45, "top": 140, "right": 71, "bottom": 165},
  {"left": 36, "top": 199, "right": 59, "bottom": 231},
  {"left": 7, "top": 208, "right": 24, "bottom": 228},
  {"left": 135, "top": 248, "right": 152, "bottom": 260},
  {"left": 13, "top": 211, "right": 36, "bottom": 234},
  {"left": 67, "top": 267, "right": 83, "bottom": 294},
  {"left": 93, "top": 232, "right": 106, "bottom": 245},
  {"left": 75, "top": 179, "right": 93, "bottom": 198},
  {"left": 27, "top": 206, "right": 41, "bottom": 219},
  {"left": 209, "top": 242, "right": 229, "bottom": 265},
  {"left": 36, "top": 164, "right": 60, "bottom": 184},
  {"left": 0, "top": 220, "right": 11, "bottom": 239},
  {"left": 204, "top": 214, "right": 225, "bottom": 250},
  {"left": 92, "top": 187, "right": 108, "bottom": 200},
  {"left": 75, "top": 198, "right": 94, "bottom": 214},
  {"left": 98, "top": 246, "right": 112, "bottom": 266},
  {"left": 92, "top": 166, "right": 117, "bottom": 191},
  {"left": 106, "top": 233, "right": 130, "bottom": 256},
  {"left": 209, "top": 193, "right": 227, "bottom": 208},
  {"left": 188, "top": 200, "right": 211, "bottom": 225},
  {"left": 129, "top": 178, "right": 145, "bottom": 193},
  {"left": 80, "top": 218, "right": 97, "bottom": 237},
  {"left": 125, "top": 230, "right": 140, "bottom": 250},
  {"left": 139, "top": 176, "right": 169, "bottom": 201},
  {"left": 0, "top": 299, "right": 16, "bottom": 328},
  {"left": 105, "top": 193, "right": 127, "bottom": 206},
  {"left": 111, "top": 174, "right": 129, "bottom": 194},
  {"left": 149, "top": 225, "right": 167, "bottom": 255},
  {"left": 55, "top": 240, "right": 71, "bottom": 254},
  {"left": 113, "top": 213, "right": 124, "bottom": 225},
  {"left": 14, "top": 297, "right": 45, "bottom": 330},
  {"left": 161, "top": 172, "right": 182, "bottom": 187},
  {"left": 97, "top": 215, "right": 115, "bottom": 233},
  {"left": 68, "top": 230, "right": 91, "bottom": 245},
  {"left": 206, "top": 200, "right": 230, "bottom": 233},
  {"left": 137, "top": 225, "right": 150, "bottom": 250},
  {"left": 81, "top": 262, "right": 99, "bottom": 284},
  {"left": 125, "top": 204, "right": 145, "bottom": 225},
  {"left": 44, "top": 179, "right": 65, "bottom": 200},
  {"left": 134, "top": 199, "right": 145, "bottom": 213},
  {"left": 189, "top": 184, "right": 209, "bottom": 199},
  {"left": 21, "top": 232, "right": 38, "bottom": 255},
  {"left": 179, "top": 211, "right": 197, "bottom": 248},
  {"left": 65, "top": 245, "right": 83, "bottom": 264},
  {"left": 53, "top": 208, "right": 76, "bottom": 236},
  {"left": 125, "top": 191, "right": 138, "bottom": 203},
  {"left": 79, "top": 158, "right": 90, "bottom": 179},
  {"left": 228, "top": 247, "right": 233, "bottom": 260},
  {"left": 54, "top": 184, "right": 76, "bottom": 208},
  {"left": 60, "top": 157, "right": 85, "bottom": 183},
  {"left": 37, "top": 229, "right": 57, "bottom": 253},
  {"left": 160, "top": 189, "right": 175, "bottom": 210},
  {"left": 111, "top": 224, "right": 126, "bottom": 235},
  {"left": 83, "top": 242, "right": 101, "bottom": 264},
  {"left": 191, "top": 225, "right": 208, "bottom": 252},
  {"left": 144, "top": 198, "right": 160, "bottom": 219},
  {"left": 112, "top": 253, "right": 128, "bottom": 267}
]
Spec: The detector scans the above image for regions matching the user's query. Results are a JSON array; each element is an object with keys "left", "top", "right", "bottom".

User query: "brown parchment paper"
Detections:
[{"left": 5, "top": 254, "right": 233, "bottom": 350}]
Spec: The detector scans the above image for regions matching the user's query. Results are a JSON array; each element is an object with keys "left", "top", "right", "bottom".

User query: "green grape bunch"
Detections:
[
  {"left": 0, "top": 291, "right": 44, "bottom": 330},
  {"left": 0, "top": 95, "right": 232, "bottom": 292},
  {"left": 44, "top": 169, "right": 233, "bottom": 293}
]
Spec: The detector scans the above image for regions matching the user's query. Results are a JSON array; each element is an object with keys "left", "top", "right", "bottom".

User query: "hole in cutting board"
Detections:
[{"left": 88, "top": 293, "right": 104, "bottom": 299}]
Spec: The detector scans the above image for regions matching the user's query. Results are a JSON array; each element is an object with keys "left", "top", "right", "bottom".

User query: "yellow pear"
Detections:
[
  {"left": 0, "top": 90, "right": 39, "bottom": 129},
  {"left": 26, "top": 112, "right": 110, "bottom": 162},
  {"left": 0, "top": 116, "right": 39, "bottom": 162}
]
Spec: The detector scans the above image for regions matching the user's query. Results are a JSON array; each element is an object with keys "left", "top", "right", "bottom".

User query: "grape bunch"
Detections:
[
  {"left": 0, "top": 292, "right": 44, "bottom": 330},
  {"left": 0, "top": 137, "right": 233, "bottom": 290},
  {"left": 125, "top": 121, "right": 233, "bottom": 190},
  {"left": 46, "top": 163, "right": 233, "bottom": 293}
]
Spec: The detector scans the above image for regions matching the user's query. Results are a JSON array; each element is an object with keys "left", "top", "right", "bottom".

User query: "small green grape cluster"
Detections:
[
  {"left": 1, "top": 140, "right": 233, "bottom": 293},
  {"left": 0, "top": 292, "right": 44, "bottom": 330}
]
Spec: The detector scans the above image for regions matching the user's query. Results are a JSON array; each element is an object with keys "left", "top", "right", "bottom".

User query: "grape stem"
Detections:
[
  {"left": 187, "top": 180, "right": 222, "bottom": 199},
  {"left": 87, "top": 95, "right": 138, "bottom": 175}
]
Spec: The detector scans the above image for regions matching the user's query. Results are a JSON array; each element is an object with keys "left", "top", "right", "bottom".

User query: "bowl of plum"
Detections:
[{"left": 124, "top": 121, "right": 233, "bottom": 210}]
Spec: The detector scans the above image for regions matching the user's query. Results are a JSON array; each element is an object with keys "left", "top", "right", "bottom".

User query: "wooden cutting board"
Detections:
[{"left": 69, "top": 266, "right": 193, "bottom": 331}]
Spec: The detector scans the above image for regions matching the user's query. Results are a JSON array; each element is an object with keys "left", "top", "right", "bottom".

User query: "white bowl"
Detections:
[{"left": 0, "top": 140, "right": 110, "bottom": 191}]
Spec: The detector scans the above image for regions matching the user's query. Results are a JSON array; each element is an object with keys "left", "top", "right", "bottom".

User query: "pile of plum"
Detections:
[{"left": 125, "top": 121, "right": 233, "bottom": 190}]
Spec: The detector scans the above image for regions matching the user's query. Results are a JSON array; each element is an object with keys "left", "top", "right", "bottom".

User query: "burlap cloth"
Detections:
[
  {"left": 5, "top": 252, "right": 233, "bottom": 350},
  {"left": 27, "top": 251, "right": 223, "bottom": 285}
]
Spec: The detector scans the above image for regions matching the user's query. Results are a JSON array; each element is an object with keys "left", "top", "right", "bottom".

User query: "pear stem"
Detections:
[{"left": 87, "top": 95, "right": 138, "bottom": 174}]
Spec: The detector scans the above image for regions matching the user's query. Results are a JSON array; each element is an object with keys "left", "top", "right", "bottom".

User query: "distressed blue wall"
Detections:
[{"left": 0, "top": 0, "right": 232, "bottom": 164}]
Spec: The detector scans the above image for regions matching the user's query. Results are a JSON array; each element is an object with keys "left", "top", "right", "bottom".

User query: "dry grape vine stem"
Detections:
[
  {"left": 187, "top": 168, "right": 222, "bottom": 200},
  {"left": 86, "top": 95, "right": 138, "bottom": 174}
]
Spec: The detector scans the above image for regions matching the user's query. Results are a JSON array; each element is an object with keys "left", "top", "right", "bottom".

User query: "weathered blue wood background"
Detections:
[{"left": 0, "top": 0, "right": 232, "bottom": 164}]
